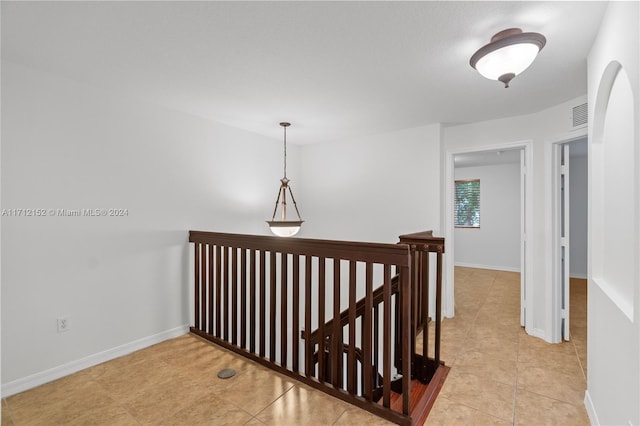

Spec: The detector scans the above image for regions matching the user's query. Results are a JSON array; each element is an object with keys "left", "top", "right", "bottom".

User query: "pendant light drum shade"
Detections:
[{"left": 470, "top": 28, "right": 546, "bottom": 88}]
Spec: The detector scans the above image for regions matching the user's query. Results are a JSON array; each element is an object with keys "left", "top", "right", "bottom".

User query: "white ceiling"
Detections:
[{"left": 1, "top": 1, "right": 607, "bottom": 145}]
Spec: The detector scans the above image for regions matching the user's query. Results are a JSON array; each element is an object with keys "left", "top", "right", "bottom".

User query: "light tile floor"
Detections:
[
  {"left": 425, "top": 268, "right": 588, "bottom": 425},
  {"left": 2, "top": 267, "right": 588, "bottom": 425}
]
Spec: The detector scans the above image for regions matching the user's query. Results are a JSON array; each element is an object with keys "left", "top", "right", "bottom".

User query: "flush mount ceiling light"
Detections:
[
  {"left": 267, "top": 122, "right": 303, "bottom": 237},
  {"left": 470, "top": 28, "right": 546, "bottom": 88}
]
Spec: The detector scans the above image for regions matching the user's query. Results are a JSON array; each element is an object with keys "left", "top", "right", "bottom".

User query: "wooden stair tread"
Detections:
[{"left": 382, "top": 364, "right": 450, "bottom": 425}]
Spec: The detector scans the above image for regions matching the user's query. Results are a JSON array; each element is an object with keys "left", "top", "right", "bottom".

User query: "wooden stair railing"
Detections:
[
  {"left": 304, "top": 231, "right": 446, "bottom": 402},
  {"left": 189, "top": 231, "right": 414, "bottom": 425}
]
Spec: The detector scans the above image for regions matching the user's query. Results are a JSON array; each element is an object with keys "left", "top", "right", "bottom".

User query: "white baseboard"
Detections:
[
  {"left": 570, "top": 273, "right": 588, "bottom": 280},
  {"left": 1, "top": 325, "right": 189, "bottom": 398},
  {"left": 454, "top": 262, "right": 520, "bottom": 273},
  {"left": 584, "top": 390, "right": 599, "bottom": 425}
]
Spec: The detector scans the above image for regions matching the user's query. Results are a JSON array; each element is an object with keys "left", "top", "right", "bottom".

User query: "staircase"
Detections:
[{"left": 189, "top": 230, "right": 446, "bottom": 425}]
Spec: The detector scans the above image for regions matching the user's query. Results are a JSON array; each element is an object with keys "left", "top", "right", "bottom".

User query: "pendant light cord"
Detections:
[{"left": 283, "top": 124, "right": 287, "bottom": 179}]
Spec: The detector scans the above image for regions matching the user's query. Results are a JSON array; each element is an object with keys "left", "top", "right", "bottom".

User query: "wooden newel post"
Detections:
[{"left": 398, "top": 231, "right": 446, "bottom": 381}]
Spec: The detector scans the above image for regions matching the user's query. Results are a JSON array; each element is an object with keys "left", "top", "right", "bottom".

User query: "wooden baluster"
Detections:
[
  {"left": 383, "top": 264, "right": 391, "bottom": 408},
  {"left": 208, "top": 244, "right": 214, "bottom": 335},
  {"left": 304, "top": 256, "right": 313, "bottom": 377},
  {"left": 394, "top": 273, "right": 401, "bottom": 371},
  {"left": 412, "top": 247, "right": 418, "bottom": 356},
  {"left": 332, "top": 259, "right": 342, "bottom": 387},
  {"left": 292, "top": 254, "right": 300, "bottom": 373},
  {"left": 250, "top": 249, "right": 256, "bottom": 354},
  {"left": 435, "top": 250, "right": 443, "bottom": 363},
  {"left": 422, "top": 247, "right": 430, "bottom": 362},
  {"left": 259, "top": 250, "right": 266, "bottom": 357},
  {"left": 215, "top": 245, "right": 222, "bottom": 338},
  {"left": 200, "top": 243, "right": 207, "bottom": 334},
  {"left": 318, "top": 257, "right": 326, "bottom": 383},
  {"left": 240, "top": 248, "right": 247, "bottom": 349},
  {"left": 280, "top": 253, "right": 288, "bottom": 368},
  {"left": 373, "top": 303, "right": 379, "bottom": 388},
  {"left": 400, "top": 264, "right": 411, "bottom": 415},
  {"left": 223, "top": 246, "right": 229, "bottom": 341},
  {"left": 347, "top": 260, "right": 357, "bottom": 394},
  {"left": 194, "top": 243, "right": 200, "bottom": 330},
  {"left": 232, "top": 247, "right": 238, "bottom": 345},
  {"left": 270, "top": 252, "right": 277, "bottom": 362},
  {"left": 363, "top": 262, "right": 373, "bottom": 401}
]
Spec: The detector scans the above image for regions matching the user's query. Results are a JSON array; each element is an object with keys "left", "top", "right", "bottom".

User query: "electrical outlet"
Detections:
[{"left": 57, "top": 317, "right": 70, "bottom": 333}]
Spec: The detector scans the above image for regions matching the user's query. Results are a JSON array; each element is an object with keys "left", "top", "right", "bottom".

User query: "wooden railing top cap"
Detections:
[
  {"left": 189, "top": 230, "right": 412, "bottom": 265},
  {"left": 397, "top": 230, "right": 445, "bottom": 253}
]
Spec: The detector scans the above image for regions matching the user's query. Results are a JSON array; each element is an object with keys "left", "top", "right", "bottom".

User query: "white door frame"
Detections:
[
  {"left": 552, "top": 143, "right": 572, "bottom": 341},
  {"left": 546, "top": 130, "right": 588, "bottom": 343},
  {"left": 443, "top": 140, "right": 534, "bottom": 333}
]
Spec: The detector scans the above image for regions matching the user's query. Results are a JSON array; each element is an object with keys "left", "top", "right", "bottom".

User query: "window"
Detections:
[{"left": 455, "top": 179, "right": 480, "bottom": 228}]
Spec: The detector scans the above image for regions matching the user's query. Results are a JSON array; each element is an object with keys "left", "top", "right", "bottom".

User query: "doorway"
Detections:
[
  {"left": 443, "top": 141, "right": 533, "bottom": 333},
  {"left": 552, "top": 137, "right": 588, "bottom": 342}
]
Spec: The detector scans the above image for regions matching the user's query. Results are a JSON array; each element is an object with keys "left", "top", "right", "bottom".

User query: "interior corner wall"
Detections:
[
  {"left": 454, "top": 163, "right": 520, "bottom": 272},
  {"left": 586, "top": 1, "right": 640, "bottom": 425},
  {"left": 443, "top": 94, "right": 587, "bottom": 341},
  {"left": 297, "top": 124, "right": 442, "bottom": 244},
  {"left": 1, "top": 61, "right": 293, "bottom": 391}
]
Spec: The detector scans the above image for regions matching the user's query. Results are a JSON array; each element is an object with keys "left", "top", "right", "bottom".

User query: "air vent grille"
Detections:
[{"left": 572, "top": 103, "right": 588, "bottom": 127}]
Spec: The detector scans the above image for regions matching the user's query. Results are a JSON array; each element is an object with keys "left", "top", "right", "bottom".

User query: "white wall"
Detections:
[
  {"left": 298, "top": 124, "right": 442, "bottom": 243},
  {"left": 0, "top": 60, "right": 443, "bottom": 395},
  {"left": 569, "top": 147, "right": 587, "bottom": 279},
  {"left": 444, "top": 95, "right": 587, "bottom": 341},
  {"left": 454, "top": 163, "right": 520, "bottom": 272},
  {"left": 296, "top": 124, "right": 443, "bottom": 331},
  {"left": 586, "top": 2, "right": 639, "bottom": 425},
  {"left": 1, "top": 61, "right": 296, "bottom": 393}
]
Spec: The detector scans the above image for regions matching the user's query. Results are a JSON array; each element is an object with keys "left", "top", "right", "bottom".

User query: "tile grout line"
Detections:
[
  {"left": 512, "top": 330, "right": 522, "bottom": 426},
  {"left": 3, "top": 398, "right": 18, "bottom": 426},
  {"left": 569, "top": 330, "right": 588, "bottom": 382},
  {"left": 249, "top": 380, "right": 297, "bottom": 422}
]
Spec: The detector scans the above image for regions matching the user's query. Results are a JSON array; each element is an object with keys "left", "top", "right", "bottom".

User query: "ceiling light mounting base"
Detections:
[
  {"left": 498, "top": 72, "right": 516, "bottom": 88},
  {"left": 490, "top": 28, "right": 524, "bottom": 43}
]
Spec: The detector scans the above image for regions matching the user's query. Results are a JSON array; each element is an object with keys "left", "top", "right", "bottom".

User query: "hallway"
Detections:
[{"left": 425, "top": 268, "right": 588, "bottom": 425}]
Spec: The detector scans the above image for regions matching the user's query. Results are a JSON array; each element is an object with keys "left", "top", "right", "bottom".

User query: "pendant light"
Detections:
[
  {"left": 267, "top": 122, "right": 303, "bottom": 237},
  {"left": 470, "top": 28, "right": 546, "bottom": 88}
]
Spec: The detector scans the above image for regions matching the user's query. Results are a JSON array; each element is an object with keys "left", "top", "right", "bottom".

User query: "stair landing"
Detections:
[{"left": 385, "top": 364, "right": 450, "bottom": 425}]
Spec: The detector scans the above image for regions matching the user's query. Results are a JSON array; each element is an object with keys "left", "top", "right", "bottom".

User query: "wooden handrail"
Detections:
[{"left": 189, "top": 231, "right": 410, "bottom": 264}]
